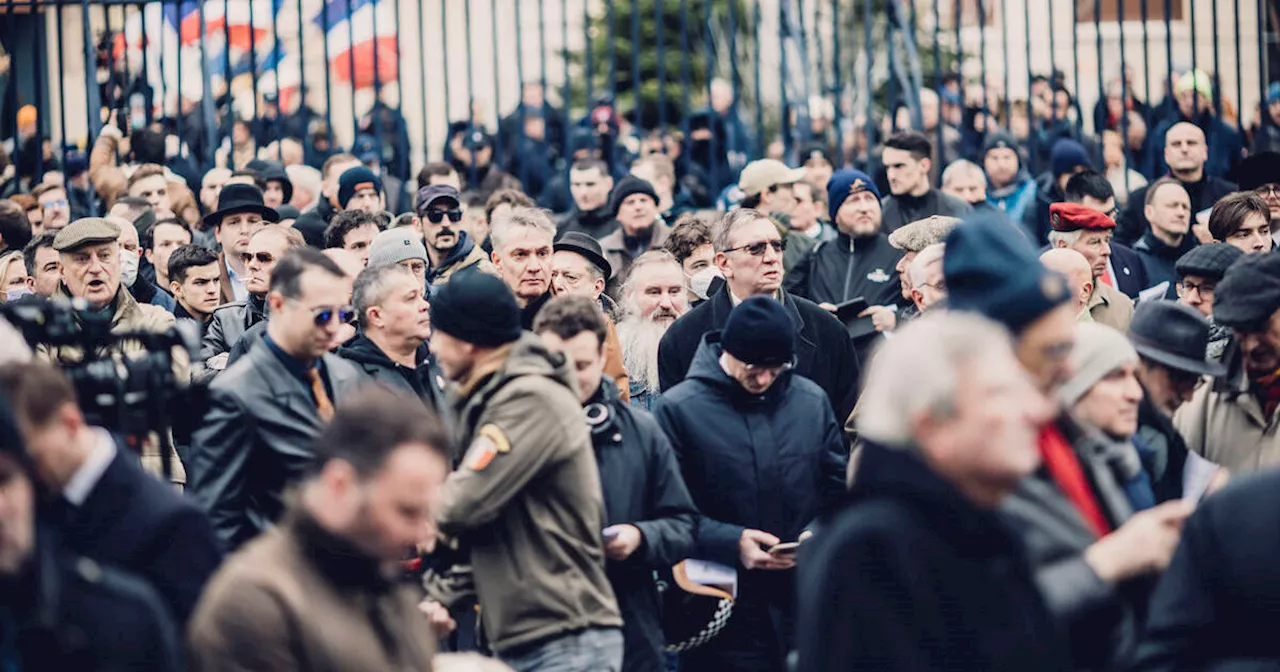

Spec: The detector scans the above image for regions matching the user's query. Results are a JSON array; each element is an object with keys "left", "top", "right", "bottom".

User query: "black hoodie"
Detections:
[
  {"left": 336, "top": 335, "right": 447, "bottom": 414},
  {"left": 557, "top": 205, "right": 618, "bottom": 239}
]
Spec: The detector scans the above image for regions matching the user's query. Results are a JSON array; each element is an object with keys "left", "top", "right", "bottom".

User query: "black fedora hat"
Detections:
[
  {"left": 553, "top": 231, "right": 613, "bottom": 281},
  {"left": 1128, "top": 300, "right": 1226, "bottom": 377},
  {"left": 202, "top": 183, "right": 280, "bottom": 230},
  {"left": 1230, "top": 151, "right": 1280, "bottom": 192}
]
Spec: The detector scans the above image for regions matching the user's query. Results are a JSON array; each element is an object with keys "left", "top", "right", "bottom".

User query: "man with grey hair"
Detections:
[
  {"left": 617, "top": 251, "right": 689, "bottom": 409},
  {"left": 490, "top": 205, "right": 556, "bottom": 328},
  {"left": 337, "top": 264, "right": 444, "bottom": 412},
  {"left": 1047, "top": 202, "right": 1135, "bottom": 330},
  {"left": 940, "top": 159, "right": 993, "bottom": 212},
  {"left": 658, "top": 208, "right": 860, "bottom": 420},
  {"left": 285, "top": 164, "right": 322, "bottom": 212},
  {"left": 907, "top": 243, "right": 946, "bottom": 312},
  {"left": 796, "top": 312, "right": 1068, "bottom": 671},
  {"left": 887, "top": 215, "right": 960, "bottom": 322}
]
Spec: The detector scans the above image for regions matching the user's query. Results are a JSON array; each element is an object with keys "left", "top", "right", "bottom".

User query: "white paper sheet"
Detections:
[{"left": 683, "top": 559, "right": 738, "bottom": 598}]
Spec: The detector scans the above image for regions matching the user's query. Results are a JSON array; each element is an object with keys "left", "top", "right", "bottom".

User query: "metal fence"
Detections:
[{"left": 1, "top": 0, "right": 1277, "bottom": 196}]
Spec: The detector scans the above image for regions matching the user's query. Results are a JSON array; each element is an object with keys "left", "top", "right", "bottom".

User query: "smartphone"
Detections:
[
  {"left": 767, "top": 542, "right": 800, "bottom": 557},
  {"left": 833, "top": 297, "right": 870, "bottom": 322}
]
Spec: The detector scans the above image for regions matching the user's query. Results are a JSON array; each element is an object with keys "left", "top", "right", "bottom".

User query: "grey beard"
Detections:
[{"left": 618, "top": 316, "right": 668, "bottom": 394}]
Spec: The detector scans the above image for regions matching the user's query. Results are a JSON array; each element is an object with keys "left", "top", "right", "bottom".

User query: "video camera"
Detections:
[{"left": 0, "top": 296, "right": 203, "bottom": 476}]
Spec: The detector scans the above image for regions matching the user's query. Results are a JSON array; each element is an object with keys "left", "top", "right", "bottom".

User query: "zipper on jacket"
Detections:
[{"left": 841, "top": 238, "right": 856, "bottom": 301}]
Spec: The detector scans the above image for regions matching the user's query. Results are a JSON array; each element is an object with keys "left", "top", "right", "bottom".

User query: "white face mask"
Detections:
[
  {"left": 688, "top": 267, "right": 723, "bottom": 301},
  {"left": 120, "top": 248, "right": 140, "bottom": 288},
  {"left": 5, "top": 286, "right": 31, "bottom": 302}
]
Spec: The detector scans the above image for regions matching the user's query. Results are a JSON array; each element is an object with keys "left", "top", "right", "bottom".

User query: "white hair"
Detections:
[
  {"left": 940, "top": 159, "right": 985, "bottom": 189},
  {"left": 489, "top": 205, "right": 556, "bottom": 252},
  {"left": 909, "top": 243, "right": 946, "bottom": 287},
  {"left": 1046, "top": 229, "right": 1083, "bottom": 248},
  {"left": 857, "top": 312, "right": 1014, "bottom": 445},
  {"left": 286, "top": 164, "right": 321, "bottom": 197}
]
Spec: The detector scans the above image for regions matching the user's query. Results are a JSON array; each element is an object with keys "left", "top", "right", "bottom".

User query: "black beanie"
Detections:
[
  {"left": 609, "top": 175, "right": 659, "bottom": 218},
  {"left": 429, "top": 270, "right": 523, "bottom": 347},
  {"left": 720, "top": 296, "right": 795, "bottom": 366}
]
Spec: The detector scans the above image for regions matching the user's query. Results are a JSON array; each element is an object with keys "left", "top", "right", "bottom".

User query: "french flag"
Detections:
[
  {"left": 315, "top": 0, "right": 399, "bottom": 89},
  {"left": 165, "top": 0, "right": 278, "bottom": 52}
]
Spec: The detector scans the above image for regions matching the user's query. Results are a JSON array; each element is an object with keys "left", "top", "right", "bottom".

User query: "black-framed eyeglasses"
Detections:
[
  {"left": 725, "top": 239, "right": 786, "bottom": 256},
  {"left": 239, "top": 251, "right": 276, "bottom": 265},
  {"left": 424, "top": 209, "right": 464, "bottom": 224},
  {"left": 1176, "top": 280, "right": 1216, "bottom": 297},
  {"left": 308, "top": 305, "right": 355, "bottom": 326},
  {"left": 1254, "top": 184, "right": 1280, "bottom": 198}
]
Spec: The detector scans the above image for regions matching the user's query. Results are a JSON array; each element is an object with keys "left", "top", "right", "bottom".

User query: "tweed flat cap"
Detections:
[
  {"left": 1175, "top": 243, "right": 1245, "bottom": 281},
  {"left": 888, "top": 215, "right": 962, "bottom": 252},
  {"left": 1213, "top": 251, "right": 1280, "bottom": 330},
  {"left": 53, "top": 217, "right": 122, "bottom": 252}
]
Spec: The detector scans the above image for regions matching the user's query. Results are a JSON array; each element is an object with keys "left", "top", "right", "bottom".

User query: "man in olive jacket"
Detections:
[{"left": 429, "top": 271, "right": 623, "bottom": 672}]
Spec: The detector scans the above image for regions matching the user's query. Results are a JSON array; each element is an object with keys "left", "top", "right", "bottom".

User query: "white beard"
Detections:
[{"left": 618, "top": 315, "right": 670, "bottom": 394}]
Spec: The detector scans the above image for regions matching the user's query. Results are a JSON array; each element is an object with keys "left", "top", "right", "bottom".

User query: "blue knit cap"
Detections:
[
  {"left": 944, "top": 213, "right": 1071, "bottom": 335},
  {"left": 1050, "top": 139, "right": 1092, "bottom": 177},
  {"left": 827, "top": 168, "right": 881, "bottom": 223}
]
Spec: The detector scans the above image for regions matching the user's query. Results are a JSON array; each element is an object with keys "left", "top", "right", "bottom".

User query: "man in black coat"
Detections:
[
  {"left": 784, "top": 168, "right": 904, "bottom": 311},
  {"left": 0, "top": 361, "right": 222, "bottom": 627},
  {"left": 1128, "top": 300, "right": 1226, "bottom": 503},
  {"left": 655, "top": 297, "right": 847, "bottom": 672},
  {"left": 190, "top": 249, "right": 364, "bottom": 551},
  {"left": 200, "top": 225, "right": 303, "bottom": 373},
  {"left": 292, "top": 154, "right": 362, "bottom": 248},
  {"left": 0, "top": 402, "right": 183, "bottom": 671},
  {"left": 878, "top": 131, "right": 973, "bottom": 234},
  {"left": 1133, "top": 469, "right": 1280, "bottom": 670},
  {"left": 557, "top": 158, "right": 618, "bottom": 238},
  {"left": 1117, "top": 122, "right": 1238, "bottom": 247},
  {"left": 797, "top": 312, "right": 1069, "bottom": 672},
  {"left": 338, "top": 263, "right": 448, "bottom": 414},
  {"left": 658, "top": 208, "right": 860, "bottom": 421},
  {"left": 534, "top": 295, "right": 697, "bottom": 672}
]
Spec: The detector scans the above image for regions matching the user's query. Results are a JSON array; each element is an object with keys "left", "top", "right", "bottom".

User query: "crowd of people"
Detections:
[{"left": 0, "top": 58, "right": 1279, "bottom": 672}]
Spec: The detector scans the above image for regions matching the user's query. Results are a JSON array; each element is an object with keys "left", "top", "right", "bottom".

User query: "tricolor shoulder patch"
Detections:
[{"left": 467, "top": 424, "right": 510, "bottom": 471}]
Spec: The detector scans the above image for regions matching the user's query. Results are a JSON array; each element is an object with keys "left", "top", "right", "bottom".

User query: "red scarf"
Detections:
[
  {"left": 1251, "top": 368, "right": 1280, "bottom": 418},
  {"left": 1038, "top": 424, "right": 1112, "bottom": 538}
]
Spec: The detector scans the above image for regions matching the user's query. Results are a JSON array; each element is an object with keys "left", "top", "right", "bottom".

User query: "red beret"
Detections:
[{"left": 1049, "top": 202, "right": 1116, "bottom": 232}]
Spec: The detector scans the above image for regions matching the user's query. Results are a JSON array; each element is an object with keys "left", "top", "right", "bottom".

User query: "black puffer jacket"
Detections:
[{"left": 654, "top": 335, "right": 848, "bottom": 671}]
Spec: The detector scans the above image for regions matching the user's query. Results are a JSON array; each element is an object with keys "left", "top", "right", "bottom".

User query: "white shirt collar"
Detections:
[{"left": 63, "top": 428, "right": 117, "bottom": 506}]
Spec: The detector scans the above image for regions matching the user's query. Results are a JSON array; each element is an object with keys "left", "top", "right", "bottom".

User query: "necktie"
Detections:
[{"left": 307, "top": 368, "right": 335, "bottom": 422}]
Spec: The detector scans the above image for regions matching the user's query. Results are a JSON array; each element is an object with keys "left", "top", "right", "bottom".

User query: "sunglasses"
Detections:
[
  {"left": 309, "top": 305, "right": 356, "bottom": 326},
  {"left": 239, "top": 251, "right": 276, "bottom": 265},
  {"left": 725, "top": 239, "right": 786, "bottom": 256},
  {"left": 423, "top": 209, "right": 464, "bottom": 224}
]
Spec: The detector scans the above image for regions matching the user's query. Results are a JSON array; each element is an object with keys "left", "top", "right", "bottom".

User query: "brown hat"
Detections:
[{"left": 53, "top": 217, "right": 122, "bottom": 252}]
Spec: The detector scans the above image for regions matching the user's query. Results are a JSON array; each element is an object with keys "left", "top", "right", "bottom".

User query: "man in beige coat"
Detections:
[
  {"left": 1176, "top": 252, "right": 1280, "bottom": 473},
  {"left": 188, "top": 388, "right": 448, "bottom": 671},
  {"left": 1046, "top": 202, "right": 1135, "bottom": 331}
]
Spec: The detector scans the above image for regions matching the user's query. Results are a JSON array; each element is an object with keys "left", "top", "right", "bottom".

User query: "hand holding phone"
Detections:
[{"left": 767, "top": 542, "right": 800, "bottom": 558}]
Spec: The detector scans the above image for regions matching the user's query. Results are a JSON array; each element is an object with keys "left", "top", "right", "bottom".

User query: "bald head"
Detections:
[
  {"left": 1164, "top": 122, "right": 1209, "bottom": 179},
  {"left": 1040, "top": 248, "right": 1093, "bottom": 316}
]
